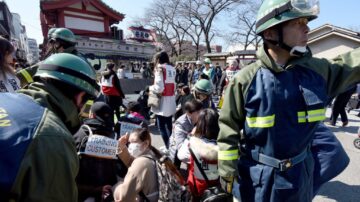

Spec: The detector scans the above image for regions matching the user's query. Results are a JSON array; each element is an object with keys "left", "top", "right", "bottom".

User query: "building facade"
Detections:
[
  {"left": 40, "top": 0, "right": 156, "bottom": 70},
  {"left": 27, "top": 38, "right": 39, "bottom": 65},
  {"left": 308, "top": 24, "right": 360, "bottom": 59},
  {"left": 12, "top": 13, "right": 29, "bottom": 62},
  {"left": 0, "top": 1, "right": 14, "bottom": 39}
]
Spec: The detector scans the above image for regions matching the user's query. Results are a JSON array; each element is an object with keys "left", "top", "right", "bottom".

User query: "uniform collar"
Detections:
[
  {"left": 18, "top": 81, "right": 81, "bottom": 133},
  {"left": 257, "top": 44, "right": 313, "bottom": 72}
]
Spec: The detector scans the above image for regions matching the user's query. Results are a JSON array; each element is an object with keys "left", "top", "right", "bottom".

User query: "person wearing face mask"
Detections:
[
  {"left": 0, "top": 36, "right": 20, "bottom": 93},
  {"left": 169, "top": 99, "right": 203, "bottom": 168},
  {"left": 193, "top": 79, "right": 216, "bottom": 110},
  {"left": 0, "top": 53, "right": 99, "bottom": 201},
  {"left": 217, "top": 0, "right": 360, "bottom": 201},
  {"left": 114, "top": 128, "right": 161, "bottom": 202}
]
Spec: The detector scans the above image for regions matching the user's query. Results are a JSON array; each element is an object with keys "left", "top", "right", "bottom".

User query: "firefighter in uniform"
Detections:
[
  {"left": 193, "top": 79, "right": 216, "bottom": 110},
  {"left": 17, "top": 28, "right": 77, "bottom": 88},
  {"left": 217, "top": 0, "right": 360, "bottom": 201},
  {"left": 0, "top": 53, "right": 99, "bottom": 201}
]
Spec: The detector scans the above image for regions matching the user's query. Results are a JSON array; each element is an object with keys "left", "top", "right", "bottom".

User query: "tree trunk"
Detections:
[{"left": 205, "top": 33, "right": 212, "bottom": 53}]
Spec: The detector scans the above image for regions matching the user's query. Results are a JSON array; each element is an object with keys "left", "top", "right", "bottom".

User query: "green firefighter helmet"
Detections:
[
  {"left": 255, "top": 0, "right": 319, "bottom": 35},
  {"left": 47, "top": 27, "right": 57, "bottom": 39},
  {"left": 50, "top": 28, "right": 76, "bottom": 44},
  {"left": 35, "top": 53, "right": 99, "bottom": 97},
  {"left": 204, "top": 58, "right": 211, "bottom": 64},
  {"left": 194, "top": 79, "right": 213, "bottom": 95}
]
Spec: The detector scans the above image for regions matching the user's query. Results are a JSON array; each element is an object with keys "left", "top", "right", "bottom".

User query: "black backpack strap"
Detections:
[
  {"left": 139, "top": 191, "right": 150, "bottom": 202},
  {"left": 189, "top": 147, "right": 210, "bottom": 184}
]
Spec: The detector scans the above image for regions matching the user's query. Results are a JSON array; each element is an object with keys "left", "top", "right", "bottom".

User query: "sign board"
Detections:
[
  {"left": 132, "top": 73, "right": 143, "bottom": 79},
  {"left": 83, "top": 135, "right": 118, "bottom": 159},
  {"left": 125, "top": 72, "right": 134, "bottom": 79},
  {"left": 119, "top": 121, "right": 141, "bottom": 136}
]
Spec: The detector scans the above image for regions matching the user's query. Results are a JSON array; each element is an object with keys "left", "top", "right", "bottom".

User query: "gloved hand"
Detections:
[{"left": 220, "top": 176, "right": 234, "bottom": 194}]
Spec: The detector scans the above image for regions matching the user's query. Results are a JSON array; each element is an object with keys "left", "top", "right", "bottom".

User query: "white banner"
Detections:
[{"left": 83, "top": 135, "right": 118, "bottom": 159}]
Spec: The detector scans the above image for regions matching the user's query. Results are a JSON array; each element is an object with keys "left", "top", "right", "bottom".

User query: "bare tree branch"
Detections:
[{"left": 223, "top": 0, "right": 262, "bottom": 50}]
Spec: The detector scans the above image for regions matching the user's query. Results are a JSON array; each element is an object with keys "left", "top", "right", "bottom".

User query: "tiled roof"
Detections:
[{"left": 98, "top": 0, "right": 124, "bottom": 17}]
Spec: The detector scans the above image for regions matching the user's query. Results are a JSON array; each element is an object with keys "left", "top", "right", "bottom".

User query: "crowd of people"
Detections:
[{"left": 1, "top": 0, "right": 360, "bottom": 202}]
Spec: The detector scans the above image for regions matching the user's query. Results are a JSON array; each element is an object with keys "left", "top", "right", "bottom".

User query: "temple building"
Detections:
[{"left": 40, "top": 0, "right": 156, "bottom": 69}]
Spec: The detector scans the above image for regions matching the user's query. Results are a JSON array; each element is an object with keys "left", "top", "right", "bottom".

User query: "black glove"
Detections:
[{"left": 220, "top": 176, "right": 234, "bottom": 194}]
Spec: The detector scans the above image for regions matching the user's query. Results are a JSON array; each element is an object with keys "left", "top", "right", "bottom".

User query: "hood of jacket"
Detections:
[
  {"left": 190, "top": 136, "right": 218, "bottom": 161},
  {"left": 83, "top": 118, "right": 114, "bottom": 136},
  {"left": 257, "top": 44, "right": 313, "bottom": 73},
  {"left": 18, "top": 81, "right": 81, "bottom": 133}
]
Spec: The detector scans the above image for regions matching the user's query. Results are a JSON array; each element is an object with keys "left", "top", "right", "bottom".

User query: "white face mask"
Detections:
[{"left": 128, "top": 143, "right": 144, "bottom": 157}]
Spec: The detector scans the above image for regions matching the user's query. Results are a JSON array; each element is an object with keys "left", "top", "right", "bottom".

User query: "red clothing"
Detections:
[
  {"left": 101, "top": 74, "right": 122, "bottom": 96},
  {"left": 161, "top": 66, "right": 175, "bottom": 96},
  {"left": 187, "top": 137, "right": 219, "bottom": 197}
]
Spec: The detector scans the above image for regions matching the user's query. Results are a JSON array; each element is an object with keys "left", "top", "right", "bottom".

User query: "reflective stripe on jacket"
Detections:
[{"left": 218, "top": 45, "right": 360, "bottom": 201}]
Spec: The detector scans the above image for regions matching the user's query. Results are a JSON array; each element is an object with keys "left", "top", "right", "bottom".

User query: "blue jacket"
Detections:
[
  {"left": 218, "top": 46, "right": 360, "bottom": 202},
  {"left": 0, "top": 82, "right": 80, "bottom": 201}
]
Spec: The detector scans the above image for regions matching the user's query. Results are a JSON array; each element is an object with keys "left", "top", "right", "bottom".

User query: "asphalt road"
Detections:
[{"left": 148, "top": 107, "right": 360, "bottom": 202}]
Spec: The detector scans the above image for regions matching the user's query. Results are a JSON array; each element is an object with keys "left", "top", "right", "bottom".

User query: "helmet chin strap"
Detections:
[{"left": 265, "top": 26, "right": 308, "bottom": 57}]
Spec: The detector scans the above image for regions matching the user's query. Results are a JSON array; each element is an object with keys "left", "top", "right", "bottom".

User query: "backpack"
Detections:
[
  {"left": 189, "top": 148, "right": 232, "bottom": 202},
  {"left": 142, "top": 155, "right": 190, "bottom": 202}
]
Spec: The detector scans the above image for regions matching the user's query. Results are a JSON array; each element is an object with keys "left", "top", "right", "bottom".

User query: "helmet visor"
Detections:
[{"left": 291, "top": 0, "right": 319, "bottom": 15}]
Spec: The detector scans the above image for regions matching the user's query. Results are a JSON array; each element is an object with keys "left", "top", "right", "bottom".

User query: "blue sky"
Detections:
[{"left": 5, "top": 0, "right": 360, "bottom": 48}]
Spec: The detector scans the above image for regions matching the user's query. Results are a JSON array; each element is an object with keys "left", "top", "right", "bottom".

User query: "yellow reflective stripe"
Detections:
[
  {"left": 246, "top": 114, "right": 275, "bottom": 128},
  {"left": 218, "top": 150, "right": 239, "bottom": 160},
  {"left": 85, "top": 100, "right": 94, "bottom": 106},
  {"left": 297, "top": 111, "right": 306, "bottom": 123},
  {"left": 307, "top": 108, "right": 326, "bottom": 122},
  {"left": 19, "top": 69, "right": 33, "bottom": 83},
  {"left": 297, "top": 108, "right": 326, "bottom": 123}
]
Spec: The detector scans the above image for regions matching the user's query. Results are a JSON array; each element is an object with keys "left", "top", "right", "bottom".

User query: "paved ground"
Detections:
[{"left": 148, "top": 106, "right": 360, "bottom": 201}]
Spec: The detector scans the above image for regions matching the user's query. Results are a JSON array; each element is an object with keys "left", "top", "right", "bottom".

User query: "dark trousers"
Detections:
[
  {"left": 330, "top": 87, "right": 356, "bottom": 125},
  {"left": 104, "top": 95, "right": 122, "bottom": 121},
  {"left": 156, "top": 115, "right": 173, "bottom": 148}
]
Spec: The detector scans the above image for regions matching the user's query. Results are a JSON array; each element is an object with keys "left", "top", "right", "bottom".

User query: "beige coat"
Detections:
[{"left": 114, "top": 149, "right": 159, "bottom": 202}]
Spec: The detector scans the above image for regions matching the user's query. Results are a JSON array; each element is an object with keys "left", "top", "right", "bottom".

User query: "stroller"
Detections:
[{"left": 354, "top": 127, "right": 360, "bottom": 149}]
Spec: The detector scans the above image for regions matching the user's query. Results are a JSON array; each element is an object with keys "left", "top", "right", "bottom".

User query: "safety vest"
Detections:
[
  {"left": 161, "top": 64, "right": 176, "bottom": 96},
  {"left": 101, "top": 75, "right": 120, "bottom": 96}
]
